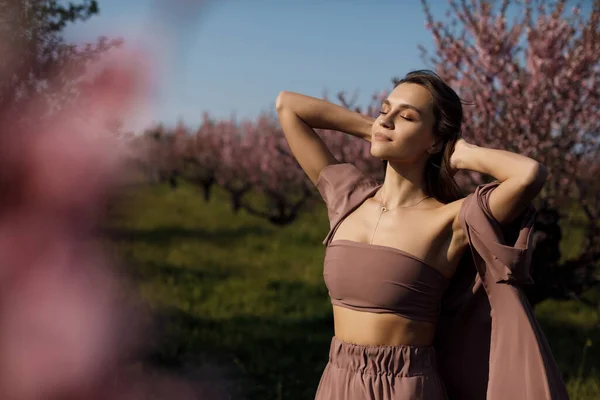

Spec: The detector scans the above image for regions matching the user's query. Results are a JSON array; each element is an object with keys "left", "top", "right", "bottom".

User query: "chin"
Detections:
[{"left": 369, "top": 146, "right": 389, "bottom": 160}]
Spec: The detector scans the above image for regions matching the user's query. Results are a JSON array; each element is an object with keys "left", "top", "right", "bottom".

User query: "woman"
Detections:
[{"left": 276, "top": 70, "right": 568, "bottom": 400}]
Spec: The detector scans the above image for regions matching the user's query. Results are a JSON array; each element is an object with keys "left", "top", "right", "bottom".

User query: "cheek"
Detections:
[
  {"left": 379, "top": 133, "right": 429, "bottom": 161},
  {"left": 395, "top": 125, "right": 429, "bottom": 146}
]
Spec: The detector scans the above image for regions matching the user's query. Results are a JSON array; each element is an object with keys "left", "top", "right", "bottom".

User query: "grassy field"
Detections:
[{"left": 103, "top": 180, "right": 599, "bottom": 399}]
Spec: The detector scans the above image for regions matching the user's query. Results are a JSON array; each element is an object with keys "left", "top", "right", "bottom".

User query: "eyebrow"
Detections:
[{"left": 382, "top": 99, "right": 423, "bottom": 115}]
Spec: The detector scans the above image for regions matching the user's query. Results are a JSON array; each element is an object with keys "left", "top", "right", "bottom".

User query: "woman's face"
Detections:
[{"left": 370, "top": 83, "right": 437, "bottom": 163}]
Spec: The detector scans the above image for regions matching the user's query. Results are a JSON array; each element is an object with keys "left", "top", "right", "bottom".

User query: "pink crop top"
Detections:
[
  {"left": 324, "top": 240, "right": 449, "bottom": 323},
  {"left": 317, "top": 163, "right": 449, "bottom": 323}
]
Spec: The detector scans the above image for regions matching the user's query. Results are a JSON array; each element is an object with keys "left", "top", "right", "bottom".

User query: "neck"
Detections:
[{"left": 379, "top": 158, "right": 430, "bottom": 208}]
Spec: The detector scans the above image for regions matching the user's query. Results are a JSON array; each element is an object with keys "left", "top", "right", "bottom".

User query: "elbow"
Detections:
[
  {"left": 275, "top": 91, "right": 289, "bottom": 112},
  {"left": 522, "top": 162, "right": 549, "bottom": 191}
]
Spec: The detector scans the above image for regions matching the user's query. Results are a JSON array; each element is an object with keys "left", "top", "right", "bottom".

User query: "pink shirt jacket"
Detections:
[{"left": 316, "top": 163, "right": 569, "bottom": 400}]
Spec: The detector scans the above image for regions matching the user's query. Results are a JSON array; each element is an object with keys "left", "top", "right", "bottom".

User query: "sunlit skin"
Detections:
[
  {"left": 370, "top": 83, "right": 448, "bottom": 213},
  {"left": 371, "top": 83, "right": 439, "bottom": 166},
  {"left": 330, "top": 83, "right": 459, "bottom": 347},
  {"left": 331, "top": 80, "right": 546, "bottom": 347}
]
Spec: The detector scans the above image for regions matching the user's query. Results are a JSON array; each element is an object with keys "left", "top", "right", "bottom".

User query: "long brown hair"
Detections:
[{"left": 382, "top": 70, "right": 466, "bottom": 204}]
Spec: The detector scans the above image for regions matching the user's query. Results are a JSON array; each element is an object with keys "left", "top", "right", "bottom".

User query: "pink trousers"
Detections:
[{"left": 314, "top": 336, "right": 448, "bottom": 400}]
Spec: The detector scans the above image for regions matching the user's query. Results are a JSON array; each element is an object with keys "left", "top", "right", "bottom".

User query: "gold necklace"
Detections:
[
  {"left": 378, "top": 185, "right": 431, "bottom": 211},
  {"left": 370, "top": 186, "right": 431, "bottom": 245}
]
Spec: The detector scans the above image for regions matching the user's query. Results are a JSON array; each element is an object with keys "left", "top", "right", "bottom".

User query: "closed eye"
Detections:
[{"left": 379, "top": 110, "right": 414, "bottom": 122}]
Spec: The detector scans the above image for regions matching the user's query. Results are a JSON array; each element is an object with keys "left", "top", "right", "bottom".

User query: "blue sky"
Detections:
[
  {"left": 61, "top": 0, "right": 589, "bottom": 132},
  {"left": 62, "top": 0, "right": 444, "bottom": 131}
]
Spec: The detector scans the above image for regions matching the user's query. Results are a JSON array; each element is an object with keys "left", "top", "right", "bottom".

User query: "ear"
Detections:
[{"left": 427, "top": 140, "right": 444, "bottom": 155}]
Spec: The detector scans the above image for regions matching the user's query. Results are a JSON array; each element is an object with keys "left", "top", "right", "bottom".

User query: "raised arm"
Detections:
[
  {"left": 275, "top": 91, "right": 374, "bottom": 186},
  {"left": 453, "top": 140, "right": 548, "bottom": 226}
]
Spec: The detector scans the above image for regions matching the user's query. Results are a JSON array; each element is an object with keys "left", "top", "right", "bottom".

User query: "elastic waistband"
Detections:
[{"left": 328, "top": 336, "right": 437, "bottom": 378}]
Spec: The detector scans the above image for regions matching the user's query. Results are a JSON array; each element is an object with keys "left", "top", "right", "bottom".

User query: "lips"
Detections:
[{"left": 374, "top": 132, "right": 392, "bottom": 141}]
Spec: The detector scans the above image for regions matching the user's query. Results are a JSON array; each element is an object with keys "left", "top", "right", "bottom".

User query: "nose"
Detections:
[{"left": 379, "top": 115, "right": 393, "bottom": 130}]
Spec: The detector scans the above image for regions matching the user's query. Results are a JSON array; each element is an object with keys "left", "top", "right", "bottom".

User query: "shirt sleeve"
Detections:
[
  {"left": 458, "top": 180, "right": 537, "bottom": 285},
  {"left": 316, "top": 163, "right": 380, "bottom": 244},
  {"left": 438, "top": 182, "right": 568, "bottom": 400}
]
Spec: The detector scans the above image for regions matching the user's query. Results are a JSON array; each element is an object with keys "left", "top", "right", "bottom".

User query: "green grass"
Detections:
[{"left": 103, "top": 180, "right": 600, "bottom": 399}]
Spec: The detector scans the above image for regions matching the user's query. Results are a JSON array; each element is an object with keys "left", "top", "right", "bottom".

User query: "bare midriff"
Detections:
[{"left": 332, "top": 305, "right": 436, "bottom": 346}]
